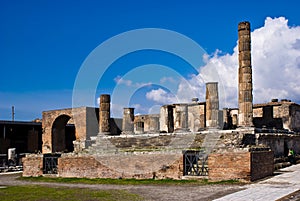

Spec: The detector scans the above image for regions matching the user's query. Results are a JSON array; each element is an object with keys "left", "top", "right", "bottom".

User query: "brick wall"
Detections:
[
  {"left": 208, "top": 151, "right": 251, "bottom": 181},
  {"left": 58, "top": 153, "right": 183, "bottom": 179},
  {"left": 251, "top": 151, "right": 274, "bottom": 181},
  {"left": 22, "top": 154, "right": 43, "bottom": 177},
  {"left": 208, "top": 150, "right": 274, "bottom": 182},
  {"left": 58, "top": 156, "right": 115, "bottom": 178},
  {"left": 23, "top": 150, "right": 273, "bottom": 181}
]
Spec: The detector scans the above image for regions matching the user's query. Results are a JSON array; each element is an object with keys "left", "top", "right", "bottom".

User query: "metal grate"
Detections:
[
  {"left": 43, "top": 154, "right": 61, "bottom": 174},
  {"left": 183, "top": 150, "right": 208, "bottom": 176}
]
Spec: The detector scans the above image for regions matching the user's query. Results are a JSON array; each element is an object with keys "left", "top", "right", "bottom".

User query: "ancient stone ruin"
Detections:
[{"left": 23, "top": 21, "right": 300, "bottom": 182}]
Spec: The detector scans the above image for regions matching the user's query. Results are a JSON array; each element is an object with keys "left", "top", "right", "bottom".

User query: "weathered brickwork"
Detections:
[
  {"left": 22, "top": 154, "right": 43, "bottom": 177},
  {"left": 42, "top": 107, "right": 99, "bottom": 153},
  {"left": 208, "top": 151, "right": 251, "bottom": 181},
  {"left": 251, "top": 151, "right": 274, "bottom": 181},
  {"left": 58, "top": 154, "right": 183, "bottom": 179},
  {"left": 208, "top": 149, "right": 274, "bottom": 182}
]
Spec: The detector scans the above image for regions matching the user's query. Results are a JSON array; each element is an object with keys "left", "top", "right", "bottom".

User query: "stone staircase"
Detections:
[
  {"left": 201, "top": 130, "right": 222, "bottom": 155},
  {"left": 87, "top": 135, "right": 119, "bottom": 155},
  {"left": 86, "top": 132, "right": 211, "bottom": 156}
]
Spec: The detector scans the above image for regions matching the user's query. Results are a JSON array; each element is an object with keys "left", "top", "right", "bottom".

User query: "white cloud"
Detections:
[
  {"left": 160, "top": 76, "right": 177, "bottom": 84},
  {"left": 251, "top": 17, "right": 300, "bottom": 103},
  {"left": 114, "top": 75, "right": 152, "bottom": 88},
  {"left": 203, "top": 17, "right": 300, "bottom": 106},
  {"left": 130, "top": 103, "right": 142, "bottom": 110},
  {"left": 114, "top": 75, "right": 133, "bottom": 86},
  {"left": 146, "top": 17, "right": 300, "bottom": 108},
  {"left": 146, "top": 88, "right": 177, "bottom": 104}
]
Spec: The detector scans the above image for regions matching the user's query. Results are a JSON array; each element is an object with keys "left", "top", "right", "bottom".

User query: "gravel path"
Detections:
[{"left": 0, "top": 172, "right": 245, "bottom": 201}]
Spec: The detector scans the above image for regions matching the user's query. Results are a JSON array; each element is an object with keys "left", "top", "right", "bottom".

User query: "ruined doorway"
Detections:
[{"left": 51, "top": 115, "right": 76, "bottom": 153}]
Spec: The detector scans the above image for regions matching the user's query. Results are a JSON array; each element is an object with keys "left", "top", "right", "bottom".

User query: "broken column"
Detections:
[
  {"left": 99, "top": 94, "right": 111, "bottom": 134},
  {"left": 122, "top": 108, "right": 134, "bottom": 134},
  {"left": 206, "top": 82, "right": 219, "bottom": 129},
  {"left": 238, "top": 21, "right": 253, "bottom": 127}
]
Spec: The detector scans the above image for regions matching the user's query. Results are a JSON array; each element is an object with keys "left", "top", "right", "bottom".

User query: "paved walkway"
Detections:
[{"left": 215, "top": 163, "right": 300, "bottom": 201}]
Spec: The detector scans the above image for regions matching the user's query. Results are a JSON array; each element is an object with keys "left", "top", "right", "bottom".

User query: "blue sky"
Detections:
[{"left": 1, "top": 0, "right": 300, "bottom": 120}]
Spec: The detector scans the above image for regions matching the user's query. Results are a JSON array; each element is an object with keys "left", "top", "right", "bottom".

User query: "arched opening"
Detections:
[{"left": 51, "top": 115, "right": 76, "bottom": 153}]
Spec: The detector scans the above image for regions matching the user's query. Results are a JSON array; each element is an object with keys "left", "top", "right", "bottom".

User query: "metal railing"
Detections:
[
  {"left": 183, "top": 150, "right": 208, "bottom": 176},
  {"left": 43, "top": 154, "right": 61, "bottom": 174}
]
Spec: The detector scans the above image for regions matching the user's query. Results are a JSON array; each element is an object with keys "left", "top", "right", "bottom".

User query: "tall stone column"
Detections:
[
  {"left": 205, "top": 82, "right": 219, "bottom": 129},
  {"left": 122, "top": 108, "right": 134, "bottom": 135},
  {"left": 99, "top": 94, "right": 110, "bottom": 134},
  {"left": 238, "top": 21, "right": 253, "bottom": 127}
]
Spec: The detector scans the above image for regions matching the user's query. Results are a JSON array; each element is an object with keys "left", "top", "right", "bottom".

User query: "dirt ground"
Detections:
[{"left": 0, "top": 172, "right": 245, "bottom": 201}]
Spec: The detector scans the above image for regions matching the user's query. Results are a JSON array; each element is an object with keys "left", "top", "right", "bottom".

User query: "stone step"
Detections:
[{"left": 85, "top": 133, "right": 211, "bottom": 156}]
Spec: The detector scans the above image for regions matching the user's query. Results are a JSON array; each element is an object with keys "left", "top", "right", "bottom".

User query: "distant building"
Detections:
[{"left": 0, "top": 120, "right": 42, "bottom": 154}]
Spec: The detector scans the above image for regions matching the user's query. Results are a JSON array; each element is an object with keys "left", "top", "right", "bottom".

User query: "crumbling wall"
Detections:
[
  {"left": 253, "top": 101, "right": 300, "bottom": 132},
  {"left": 256, "top": 133, "right": 300, "bottom": 157},
  {"left": 134, "top": 114, "right": 160, "bottom": 134},
  {"left": 58, "top": 154, "right": 183, "bottom": 179},
  {"left": 22, "top": 154, "right": 43, "bottom": 177},
  {"left": 42, "top": 107, "right": 98, "bottom": 153},
  {"left": 253, "top": 106, "right": 283, "bottom": 129}
]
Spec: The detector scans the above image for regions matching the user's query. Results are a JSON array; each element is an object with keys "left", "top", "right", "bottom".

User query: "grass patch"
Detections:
[
  {"left": 0, "top": 185, "right": 142, "bottom": 201},
  {"left": 20, "top": 176, "right": 241, "bottom": 186}
]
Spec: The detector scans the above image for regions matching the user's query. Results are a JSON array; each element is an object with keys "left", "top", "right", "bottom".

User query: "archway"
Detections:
[{"left": 51, "top": 115, "right": 76, "bottom": 153}]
